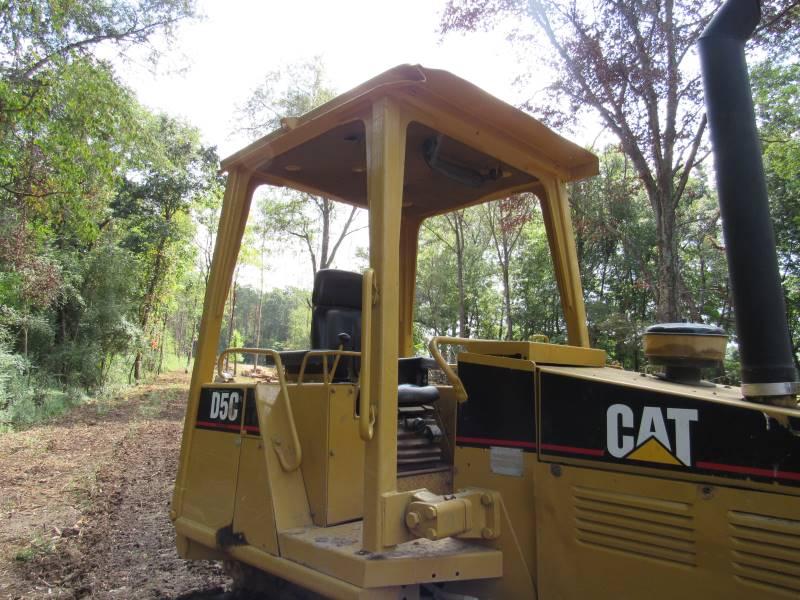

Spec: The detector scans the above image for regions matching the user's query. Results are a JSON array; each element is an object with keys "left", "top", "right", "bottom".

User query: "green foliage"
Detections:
[
  {"left": 237, "top": 58, "right": 334, "bottom": 137},
  {"left": 511, "top": 210, "right": 563, "bottom": 341},
  {"left": 287, "top": 302, "right": 312, "bottom": 350},
  {"left": 0, "top": 343, "right": 86, "bottom": 432},
  {"left": 219, "top": 286, "right": 311, "bottom": 358},
  {"left": 0, "top": 0, "right": 205, "bottom": 425},
  {"left": 14, "top": 534, "right": 56, "bottom": 562},
  {"left": 752, "top": 59, "right": 800, "bottom": 371}
]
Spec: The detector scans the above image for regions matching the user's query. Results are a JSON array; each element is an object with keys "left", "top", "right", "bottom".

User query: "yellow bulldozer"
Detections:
[{"left": 171, "top": 1, "right": 799, "bottom": 597}]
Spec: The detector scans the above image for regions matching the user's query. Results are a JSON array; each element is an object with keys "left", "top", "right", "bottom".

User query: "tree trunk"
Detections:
[
  {"left": 135, "top": 236, "right": 168, "bottom": 382},
  {"left": 157, "top": 311, "right": 168, "bottom": 375},
  {"left": 654, "top": 198, "right": 680, "bottom": 323},
  {"left": 320, "top": 200, "right": 331, "bottom": 269},
  {"left": 501, "top": 261, "right": 513, "bottom": 340},
  {"left": 453, "top": 215, "right": 468, "bottom": 338},
  {"left": 225, "top": 277, "right": 238, "bottom": 372},
  {"left": 254, "top": 256, "right": 265, "bottom": 367}
]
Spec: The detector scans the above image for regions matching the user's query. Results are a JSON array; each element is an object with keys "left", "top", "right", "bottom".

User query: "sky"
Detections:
[
  {"left": 125, "top": 0, "right": 533, "bottom": 158},
  {"left": 116, "top": 0, "right": 589, "bottom": 290}
]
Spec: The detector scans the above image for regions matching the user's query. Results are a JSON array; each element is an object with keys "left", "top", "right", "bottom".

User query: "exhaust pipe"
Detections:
[{"left": 698, "top": 0, "right": 798, "bottom": 402}]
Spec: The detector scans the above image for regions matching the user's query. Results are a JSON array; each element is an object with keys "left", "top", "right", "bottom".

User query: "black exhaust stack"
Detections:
[{"left": 698, "top": 0, "right": 798, "bottom": 401}]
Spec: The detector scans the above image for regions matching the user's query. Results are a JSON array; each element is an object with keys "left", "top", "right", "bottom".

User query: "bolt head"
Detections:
[
  {"left": 406, "top": 512, "right": 421, "bottom": 528},
  {"left": 700, "top": 485, "right": 715, "bottom": 500},
  {"left": 481, "top": 493, "right": 493, "bottom": 506},
  {"left": 481, "top": 527, "right": 494, "bottom": 539},
  {"left": 423, "top": 505, "right": 437, "bottom": 520}
]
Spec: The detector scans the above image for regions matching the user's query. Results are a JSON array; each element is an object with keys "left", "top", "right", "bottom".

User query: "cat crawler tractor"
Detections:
[{"left": 172, "top": 1, "right": 800, "bottom": 597}]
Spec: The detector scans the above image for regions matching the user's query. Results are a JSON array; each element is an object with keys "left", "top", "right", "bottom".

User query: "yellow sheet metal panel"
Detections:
[
  {"left": 180, "top": 382, "right": 254, "bottom": 532},
  {"left": 327, "top": 385, "right": 365, "bottom": 525},
  {"left": 535, "top": 461, "right": 800, "bottom": 598},
  {"left": 290, "top": 384, "right": 330, "bottom": 527},
  {"left": 229, "top": 544, "right": 418, "bottom": 600},
  {"left": 278, "top": 521, "right": 502, "bottom": 588},
  {"left": 256, "top": 383, "right": 313, "bottom": 533},
  {"left": 459, "top": 340, "right": 605, "bottom": 367},
  {"left": 454, "top": 446, "right": 537, "bottom": 598},
  {"left": 233, "top": 437, "right": 279, "bottom": 555},
  {"left": 397, "top": 470, "right": 452, "bottom": 496},
  {"left": 270, "top": 383, "right": 364, "bottom": 527},
  {"left": 539, "top": 364, "right": 800, "bottom": 415},
  {"left": 458, "top": 352, "right": 535, "bottom": 373},
  {"left": 181, "top": 428, "right": 240, "bottom": 530}
]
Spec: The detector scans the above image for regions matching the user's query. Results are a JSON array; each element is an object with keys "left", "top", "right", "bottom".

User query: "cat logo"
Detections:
[{"left": 606, "top": 404, "right": 698, "bottom": 467}]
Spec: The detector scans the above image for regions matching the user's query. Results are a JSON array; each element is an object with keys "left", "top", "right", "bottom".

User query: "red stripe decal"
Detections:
[
  {"left": 456, "top": 436, "right": 537, "bottom": 449},
  {"left": 196, "top": 420, "right": 241, "bottom": 432},
  {"left": 696, "top": 461, "right": 800, "bottom": 481},
  {"left": 455, "top": 437, "right": 604, "bottom": 456},
  {"left": 243, "top": 425, "right": 260, "bottom": 433},
  {"left": 539, "top": 443, "right": 605, "bottom": 457}
]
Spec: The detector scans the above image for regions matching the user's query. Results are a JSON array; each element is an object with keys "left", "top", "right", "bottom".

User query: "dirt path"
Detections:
[{"left": 0, "top": 372, "right": 230, "bottom": 599}]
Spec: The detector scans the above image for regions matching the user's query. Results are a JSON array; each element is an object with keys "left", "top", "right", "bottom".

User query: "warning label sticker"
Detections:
[{"left": 490, "top": 446, "right": 524, "bottom": 477}]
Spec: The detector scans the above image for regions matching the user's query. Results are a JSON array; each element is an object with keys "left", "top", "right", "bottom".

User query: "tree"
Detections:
[
  {"left": 512, "top": 209, "right": 564, "bottom": 341},
  {"left": 1, "top": 1, "right": 197, "bottom": 212},
  {"left": 441, "top": 0, "right": 799, "bottom": 322},
  {"left": 752, "top": 59, "right": 800, "bottom": 372},
  {"left": 113, "top": 114, "right": 219, "bottom": 381},
  {"left": 239, "top": 60, "right": 364, "bottom": 281},
  {"left": 0, "top": 0, "right": 199, "bottom": 394},
  {"left": 483, "top": 194, "right": 536, "bottom": 339},
  {"left": 417, "top": 210, "right": 497, "bottom": 340},
  {"left": 256, "top": 188, "right": 361, "bottom": 280}
]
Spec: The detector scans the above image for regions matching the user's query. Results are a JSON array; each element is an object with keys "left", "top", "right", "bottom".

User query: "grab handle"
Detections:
[
  {"left": 428, "top": 336, "right": 469, "bottom": 403},
  {"left": 359, "top": 269, "right": 376, "bottom": 440}
]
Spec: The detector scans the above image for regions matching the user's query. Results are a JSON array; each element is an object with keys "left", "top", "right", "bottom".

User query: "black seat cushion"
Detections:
[
  {"left": 312, "top": 270, "right": 362, "bottom": 310},
  {"left": 398, "top": 384, "right": 440, "bottom": 406}
]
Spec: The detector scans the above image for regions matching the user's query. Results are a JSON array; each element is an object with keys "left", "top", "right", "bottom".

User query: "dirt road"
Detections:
[{"left": 0, "top": 373, "right": 230, "bottom": 599}]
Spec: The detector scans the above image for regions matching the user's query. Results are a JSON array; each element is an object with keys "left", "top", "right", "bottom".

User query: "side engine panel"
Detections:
[{"left": 538, "top": 367, "right": 800, "bottom": 599}]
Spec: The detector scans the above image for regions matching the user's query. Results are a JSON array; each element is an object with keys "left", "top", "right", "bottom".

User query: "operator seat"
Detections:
[
  {"left": 280, "top": 269, "right": 362, "bottom": 381},
  {"left": 280, "top": 269, "right": 445, "bottom": 473}
]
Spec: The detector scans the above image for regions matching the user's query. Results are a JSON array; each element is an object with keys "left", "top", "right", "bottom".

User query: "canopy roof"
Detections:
[{"left": 221, "top": 64, "right": 598, "bottom": 218}]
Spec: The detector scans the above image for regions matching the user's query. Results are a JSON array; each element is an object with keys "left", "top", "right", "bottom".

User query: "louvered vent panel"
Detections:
[
  {"left": 730, "top": 510, "right": 800, "bottom": 595},
  {"left": 573, "top": 485, "right": 696, "bottom": 566}
]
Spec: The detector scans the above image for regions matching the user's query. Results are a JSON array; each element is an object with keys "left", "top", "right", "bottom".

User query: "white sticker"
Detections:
[{"left": 490, "top": 446, "right": 524, "bottom": 477}]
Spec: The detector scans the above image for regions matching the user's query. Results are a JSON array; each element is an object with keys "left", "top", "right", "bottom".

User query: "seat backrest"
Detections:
[{"left": 311, "top": 269, "right": 362, "bottom": 352}]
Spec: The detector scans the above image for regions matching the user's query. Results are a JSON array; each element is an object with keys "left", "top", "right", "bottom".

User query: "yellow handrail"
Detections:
[
  {"left": 297, "top": 349, "right": 361, "bottom": 384},
  {"left": 359, "top": 269, "right": 375, "bottom": 440},
  {"left": 428, "top": 336, "right": 469, "bottom": 403},
  {"left": 216, "top": 348, "right": 302, "bottom": 472}
]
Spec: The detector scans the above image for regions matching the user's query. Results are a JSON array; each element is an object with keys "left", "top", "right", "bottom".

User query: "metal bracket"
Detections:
[
  {"left": 215, "top": 524, "right": 247, "bottom": 548},
  {"left": 404, "top": 488, "right": 502, "bottom": 541}
]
